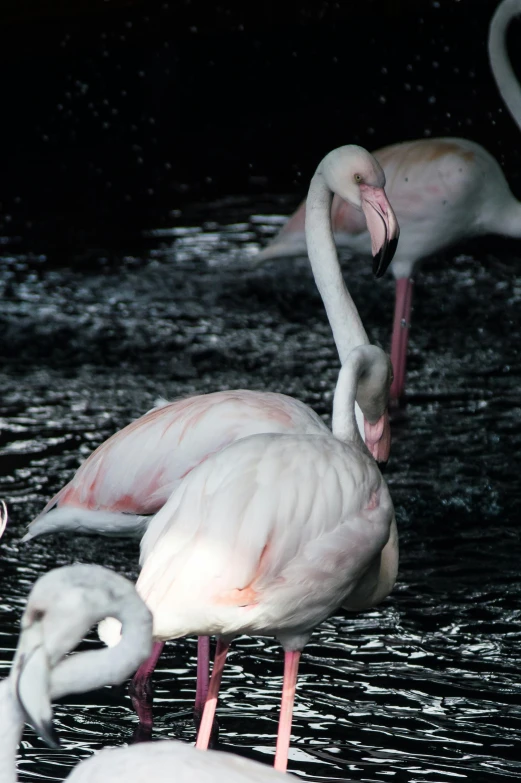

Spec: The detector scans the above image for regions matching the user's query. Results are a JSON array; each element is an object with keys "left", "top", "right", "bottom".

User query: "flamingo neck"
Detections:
[
  {"left": 51, "top": 602, "right": 151, "bottom": 700},
  {"left": 0, "top": 680, "right": 23, "bottom": 783},
  {"left": 305, "top": 172, "right": 369, "bottom": 364},
  {"left": 489, "top": 0, "right": 521, "bottom": 133},
  {"left": 331, "top": 349, "right": 370, "bottom": 449}
]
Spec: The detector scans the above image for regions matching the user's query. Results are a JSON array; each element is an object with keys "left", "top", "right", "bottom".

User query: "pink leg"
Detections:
[
  {"left": 130, "top": 640, "right": 164, "bottom": 729},
  {"left": 390, "top": 277, "right": 414, "bottom": 404},
  {"left": 194, "top": 636, "right": 211, "bottom": 719},
  {"left": 195, "top": 638, "right": 230, "bottom": 750},
  {"left": 274, "top": 650, "right": 301, "bottom": 773}
]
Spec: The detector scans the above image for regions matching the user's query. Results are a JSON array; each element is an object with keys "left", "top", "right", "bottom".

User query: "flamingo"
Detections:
[
  {"left": 0, "top": 501, "right": 7, "bottom": 539},
  {"left": 21, "top": 144, "right": 398, "bottom": 726},
  {"left": 255, "top": 0, "right": 521, "bottom": 403},
  {"left": 99, "top": 342, "right": 398, "bottom": 773},
  {"left": 1, "top": 564, "right": 289, "bottom": 782}
]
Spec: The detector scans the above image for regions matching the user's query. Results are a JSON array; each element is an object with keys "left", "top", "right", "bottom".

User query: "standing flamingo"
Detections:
[
  {"left": 256, "top": 0, "right": 521, "bottom": 402},
  {"left": 22, "top": 144, "right": 398, "bottom": 727},
  {"left": 1, "top": 564, "right": 289, "bottom": 782},
  {"left": 99, "top": 342, "right": 398, "bottom": 773}
]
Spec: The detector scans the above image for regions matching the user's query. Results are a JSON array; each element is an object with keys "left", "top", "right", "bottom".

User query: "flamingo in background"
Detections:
[
  {"left": 99, "top": 343, "right": 397, "bottom": 773},
  {"left": 256, "top": 0, "right": 521, "bottom": 403},
  {"left": 1, "top": 564, "right": 289, "bottom": 782},
  {"left": 21, "top": 144, "right": 398, "bottom": 728}
]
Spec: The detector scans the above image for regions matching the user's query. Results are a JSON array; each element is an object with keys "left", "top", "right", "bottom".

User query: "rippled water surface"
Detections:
[{"left": 1, "top": 201, "right": 521, "bottom": 782}]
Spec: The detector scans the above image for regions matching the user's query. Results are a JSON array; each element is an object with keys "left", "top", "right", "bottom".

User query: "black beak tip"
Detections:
[
  {"left": 372, "top": 235, "right": 399, "bottom": 278},
  {"left": 387, "top": 236, "right": 399, "bottom": 264},
  {"left": 372, "top": 248, "right": 386, "bottom": 278}
]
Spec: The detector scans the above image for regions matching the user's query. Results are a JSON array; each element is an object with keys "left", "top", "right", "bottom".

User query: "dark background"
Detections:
[{"left": 1, "top": 0, "right": 520, "bottom": 258}]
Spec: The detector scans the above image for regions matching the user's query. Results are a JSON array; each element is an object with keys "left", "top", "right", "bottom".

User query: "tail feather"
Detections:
[
  {"left": 21, "top": 507, "right": 150, "bottom": 543},
  {"left": 253, "top": 235, "right": 308, "bottom": 264}
]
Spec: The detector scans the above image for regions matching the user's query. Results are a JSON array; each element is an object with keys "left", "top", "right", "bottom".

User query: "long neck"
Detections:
[
  {"left": 0, "top": 680, "right": 23, "bottom": 783},
  {"left": 331, "top": 355, "right": 366, "bottom": 449},
  {"left": 305, "top": 172, "right": 369, "bottom": 364},
  {"left": 50, "top": 602, "right": 151, "bottom": 700},
  {"left": 489, "top": 0, "right": 521, "bottom": 132}
]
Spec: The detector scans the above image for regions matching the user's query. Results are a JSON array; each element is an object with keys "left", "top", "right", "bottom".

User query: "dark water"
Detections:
[{"left": 1, "top": 203, "right": 521, "bottom": 782}]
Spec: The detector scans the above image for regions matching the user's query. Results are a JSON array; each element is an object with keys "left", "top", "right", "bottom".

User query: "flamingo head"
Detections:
[
  {"left": 321, "top": 145, "right": 400, "bottom": 277},
  {"left": 353, "top": 345, "right": 393, "bottom": 464}
]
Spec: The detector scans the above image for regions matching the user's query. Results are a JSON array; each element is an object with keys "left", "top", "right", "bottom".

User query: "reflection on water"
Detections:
[{"left": 1, "top": 200, "right": 521, "bottom": 782}]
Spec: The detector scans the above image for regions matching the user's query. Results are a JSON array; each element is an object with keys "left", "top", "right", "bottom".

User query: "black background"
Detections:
[{"left": 1, "top": 0, "right": 520, "bottom": 256}]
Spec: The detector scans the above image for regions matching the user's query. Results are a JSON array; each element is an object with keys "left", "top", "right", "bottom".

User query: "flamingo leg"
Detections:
[
  {"left": 195, "top": 638, "right": 230, "bottom": 750},
  {"left": 274, "top": 649, "right": 301, "bottom": 772},
  {"left": 130, "top": 640, "right": 164, "bottom": 730},
  {"left": 194, "top": 635, "right": 211, "bottom": 720},
  {"left": 390, "top": 276, "right": 414, "bottom": 403}
]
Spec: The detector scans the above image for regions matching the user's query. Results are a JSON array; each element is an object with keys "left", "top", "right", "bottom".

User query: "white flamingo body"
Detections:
[
  {"left": 23, "top": 143, "right": 397, "bottom": 544},
  {"left": 0, "top": 565, "right": 289, "bottom": 783},
  {"left": 136, "top": 432, "right": 393, "bottom": 643},
  {"left": 66, "top": 742, "right": 289, "bottom": 782},
  {"left": 257, "top": 0, "right": 521, "bottom": 401}
]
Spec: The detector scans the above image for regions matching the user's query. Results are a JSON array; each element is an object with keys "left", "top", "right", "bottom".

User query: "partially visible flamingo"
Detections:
[
  {"left": 0, "top": 501, "right": 7, "bottom": 539},
  {"left": 21, "top": 144, "right": 398, "bottom": 728},
  {"left": 256, "top": 0, "right": 521, "bottom": 402},
  {"left": 99, "top": 342, "right": 398, "bottom": 773},
  {"left": 1, "top": 564, "right": 289, "bottom": 782}
]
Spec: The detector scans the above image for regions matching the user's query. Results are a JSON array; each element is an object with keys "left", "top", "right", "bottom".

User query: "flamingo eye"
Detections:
[{"left": 354, "top": 173, "right": 363, "bottom": 183}]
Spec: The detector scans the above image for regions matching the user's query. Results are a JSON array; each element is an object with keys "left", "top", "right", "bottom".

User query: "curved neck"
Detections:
[
  {"left": 489, "top": 0, "right": 521, "bottom": 132},
  {"left": 331, "top": 352, "right": 367, "bottom": 449},
  {"left": 50, "top": 599, "right": 151, "bottom": 700},
  {"left": 0, "top": 681, "right": 23, "bottom": 783},
  {"left": 305, "top": 171, "right": 369, "bottom": 364}
]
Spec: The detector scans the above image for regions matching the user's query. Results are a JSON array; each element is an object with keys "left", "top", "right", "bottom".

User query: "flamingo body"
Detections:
[
  {"left": 132, "top": 432, "right": 393, "bottom": 643},
  {"left": 66, "top": 742, "right": 290, "bottom": 782}
]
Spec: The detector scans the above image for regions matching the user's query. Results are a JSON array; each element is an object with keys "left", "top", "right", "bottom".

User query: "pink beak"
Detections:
[
  {"left": 360, "top": 184, "right": 400, "bottom": 278},
  {"left": 364, "top": 411, "right": 391, "bottom": 464}
]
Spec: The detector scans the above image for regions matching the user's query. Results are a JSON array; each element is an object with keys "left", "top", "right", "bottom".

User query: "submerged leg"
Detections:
[
  {"left": 274, "top": 649, "right": 301, "bottom": 772},
  {"left": 390, "top": 276, "right": 414, "bottom": 403},
  {"left": 130, "top": 640, "right": 164, "bottom": 730},
  {"left": 194, "top": 636, "right": 211, "bottom": 721},
  {"left": 195, "top": 638, "right": 230, "bottom": 750}
]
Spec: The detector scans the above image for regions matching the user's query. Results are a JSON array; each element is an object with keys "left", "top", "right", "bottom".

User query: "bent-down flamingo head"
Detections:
[
  {"left": 320, "top": 145, "right": 400, "bottom": 277},
  {"left": 364, "top": 410, "right": 391, "bottom": 465},
  {"left": 353, "top": 344, "right": 393, "bottom": 464}
]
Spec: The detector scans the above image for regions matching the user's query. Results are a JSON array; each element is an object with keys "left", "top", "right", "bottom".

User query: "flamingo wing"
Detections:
[{"left": 136, "top": 433, "right": 393, "bottom": 641}]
